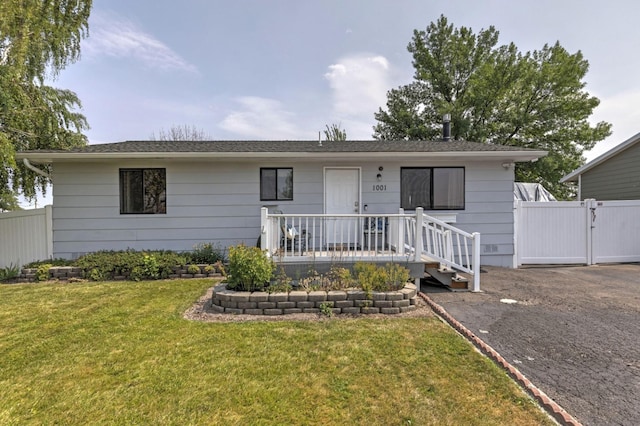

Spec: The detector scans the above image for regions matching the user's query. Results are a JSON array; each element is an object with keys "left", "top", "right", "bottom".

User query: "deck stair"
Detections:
[{"left": 424, "top": 260, "right": 469, "bottom": 291}]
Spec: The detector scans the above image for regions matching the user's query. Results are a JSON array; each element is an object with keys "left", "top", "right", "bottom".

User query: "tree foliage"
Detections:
[
  {"left": 150, "top": 124, "right": 212, "bottom": 141},
  {"left": 0, "top": 0, "right": 91, "bottom": 205},
  {"left": 373, "top": 15, "right": 611, "bottom": 199},
  {"left": 323, "top": 123, "right": 347, "bottom": 141},
  {"left": 0, "top": 191, "right": 21, "bottom": 211}
]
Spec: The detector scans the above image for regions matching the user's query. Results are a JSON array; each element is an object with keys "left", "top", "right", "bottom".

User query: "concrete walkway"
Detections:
[{"left": 422, "top": 264, "right": 640, "bottom": 426}]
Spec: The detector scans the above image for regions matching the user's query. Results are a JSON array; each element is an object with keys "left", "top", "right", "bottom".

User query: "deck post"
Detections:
[
  {"left": 260, "top": 207, "right": 269, "bottom": 254},
  {"left": 472, "top": 232, "right": 481, "bottom": 292},
  {"left": 397, "top": 208, "right": 405, "bottom": 255},
  {"left": 414, "top": 208, "right": 424, "bottom": 261}
]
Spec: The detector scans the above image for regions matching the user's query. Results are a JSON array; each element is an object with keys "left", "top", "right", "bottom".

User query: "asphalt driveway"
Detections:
[{"left": 422, "top": 264, "right": 640, "bottom": 426}]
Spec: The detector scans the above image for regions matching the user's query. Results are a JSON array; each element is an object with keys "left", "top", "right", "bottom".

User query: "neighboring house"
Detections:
[
  {"left": 561, "top": 131, "right": 640, "bottom": 200},
  {"left": 17, "top": 140, "right": 545, "bottom": 269}
]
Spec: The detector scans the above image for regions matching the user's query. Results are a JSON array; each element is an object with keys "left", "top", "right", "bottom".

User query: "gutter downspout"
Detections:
[{"left": 23, "top": 158, "right": 50, "bottom": 178}]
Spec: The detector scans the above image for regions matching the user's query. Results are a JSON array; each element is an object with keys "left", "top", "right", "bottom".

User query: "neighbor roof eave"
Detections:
[{"left": 561, "top": 131, "right": 640, "bottom": 183}]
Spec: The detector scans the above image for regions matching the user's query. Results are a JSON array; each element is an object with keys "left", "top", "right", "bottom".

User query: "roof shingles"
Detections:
[{"left": 28, "top": 140, "right": 537, "bottom": 154}]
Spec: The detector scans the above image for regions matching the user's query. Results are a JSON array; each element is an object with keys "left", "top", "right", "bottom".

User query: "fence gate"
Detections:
[{"left": 515, "top": 199, "right": 640, "bottom": 266}]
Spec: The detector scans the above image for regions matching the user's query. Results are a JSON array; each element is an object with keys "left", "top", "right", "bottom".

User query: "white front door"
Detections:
[{"left": 324, "top": 168, "right": 360, "bottom": 248}]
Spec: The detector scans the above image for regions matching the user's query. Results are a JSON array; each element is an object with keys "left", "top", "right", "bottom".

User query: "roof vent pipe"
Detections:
[{"left": 442, "top": 114, "right": 451, "bottom": 141}]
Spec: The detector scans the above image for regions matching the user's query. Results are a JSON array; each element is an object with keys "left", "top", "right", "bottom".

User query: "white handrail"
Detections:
[
  {"left": 412, "top": 207, "right": 481, "bottom": 292},
  {"left": 259, "top": 207, "right": 481, "bottom": 291}
]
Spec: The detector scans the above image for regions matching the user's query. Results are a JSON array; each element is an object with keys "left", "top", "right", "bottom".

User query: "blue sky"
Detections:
[{"left": 25, "top": 0, "right": 640, "bottom": 206}]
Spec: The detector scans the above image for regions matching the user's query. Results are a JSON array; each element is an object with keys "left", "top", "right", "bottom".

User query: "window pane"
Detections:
[
  {"left": 277, "top": 168, "right": 293, "bottom": 200},
  {"left": 143, "top": 169, "right": 166, "bottom": 213},
  {"left": 401, "top": 168, "right": 431, "bottom": 209},
  {"left": 260, "top": 169, "right": 277, "bottom": 200},
  {"left": 433, "top": 168, "right": 464, "bottom": 209},
  {"left": 120, "top": 168, "right": 166, "bottom": 214},
  {"left": 120, "top": 170, "right": 144, "bottom": 213}
]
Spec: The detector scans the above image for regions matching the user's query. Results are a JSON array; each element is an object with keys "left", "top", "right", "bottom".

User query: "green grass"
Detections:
[{"left": 0, "top": 279, "right": 553, "bottom": 425}]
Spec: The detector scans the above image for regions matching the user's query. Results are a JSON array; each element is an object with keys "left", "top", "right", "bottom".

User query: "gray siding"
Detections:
[
  {"left": 51, "top": 159, "right": 516, "bottom": 267},
  {"left": 581, "top": 142, "right": 640, "bottom": 200}
]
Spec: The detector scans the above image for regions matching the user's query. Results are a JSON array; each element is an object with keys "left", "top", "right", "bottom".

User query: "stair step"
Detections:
[
  {"left": 449, "top": 275, "right": 469, "bottom": 290},
  {"left": 424, "top": 261, "right": 469, "bottom": 291}
]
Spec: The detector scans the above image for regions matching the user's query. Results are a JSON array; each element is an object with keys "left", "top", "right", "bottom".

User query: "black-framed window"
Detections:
[
  {"left": 260, "top": 168, "right": 293, "bottom": 201},
  {"left": 401, "top": 167, "right": 464, "bottom": 210},
  {"left": 120, "top": 168, "right": 166, "bottom": 214}
]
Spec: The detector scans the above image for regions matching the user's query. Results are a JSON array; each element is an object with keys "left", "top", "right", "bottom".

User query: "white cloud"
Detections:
[
  {"left": 585, "top": 89, "right": 640, "bottom": 161},
  {"left": 219, "top": 97, "right": 300, "bottom": 139},
  {"left": 84, "top": 12, "right": 197, "bottom": 73},
  {"left": 324, "top": 54, "right": 393, "bottom": 139}
]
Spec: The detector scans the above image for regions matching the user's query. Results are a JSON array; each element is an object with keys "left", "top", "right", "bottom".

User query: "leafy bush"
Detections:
[
  {"left": 36, "top": 264, "right": 53, "bottom": 282},
  {"left": 187, "top": 264, "right": 200, "bottom": 275},
  {"left": 213, "top": 260, "right": 226, "bottom": 276},
  {"left": 74, "top": 250, "right": 187, "bottom": 281},
  {"left": 384, "top": 263, "right": 410, "bottom": 290},
  {"left": 24, "top": 258, "right": 74, "bottom": 268},
  {"left": 326, "top": 266, "right": 354, "bottom": 290},
  {"left": 354, "top": 262, "right": 410, "bottom": 293},
  {"left": 226, "top": 244, "right": 273, "bottom": 292},
  {"left": 187, "top": 242, "right": 226, "bottom": 264},
  {"left": 0, "top": 263, "right": 21, "bottom": 281}
]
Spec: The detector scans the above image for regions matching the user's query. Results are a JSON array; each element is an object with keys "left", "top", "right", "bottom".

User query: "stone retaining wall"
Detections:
[{"left": 211, "top": 283, "right": 418, "bottom": 315}]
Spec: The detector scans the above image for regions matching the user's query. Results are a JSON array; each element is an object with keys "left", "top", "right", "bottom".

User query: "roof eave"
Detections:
[{"left": 16, "top": 150, "right": 547, "bottom": 164}]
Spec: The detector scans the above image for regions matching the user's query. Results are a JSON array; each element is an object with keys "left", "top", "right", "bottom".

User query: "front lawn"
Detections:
[{"left": 0, "top": 279, "right": 552, "bottom": 425}]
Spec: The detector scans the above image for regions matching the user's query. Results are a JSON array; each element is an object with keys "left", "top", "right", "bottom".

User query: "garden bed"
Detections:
[{"left": 211, "top": 282, "right": 418, "bottom": 316}]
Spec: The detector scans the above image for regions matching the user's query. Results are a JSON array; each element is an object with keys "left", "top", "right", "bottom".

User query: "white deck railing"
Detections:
[
  {"left": 260, "top": 207, "right": 481, "bottom": 291},
  {"left": 406, "top": 208, "right": 481, "bottom": 292}
]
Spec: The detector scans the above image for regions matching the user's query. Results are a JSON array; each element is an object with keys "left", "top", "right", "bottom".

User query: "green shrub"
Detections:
[
  {"left": 226, "top": 244, "right": 273, "bottom": 292},
  {"left": 35, "top": 264, "right": 53, "bottom": 282},
  {"left": 87, "top": 268, "right": 106, "bottom": 282},
  {"left": 187, "top": 264, "right": 200, "bottom": 275},
  {"left": 326, "top": 265, "right": 354, "bottom": 290},
  {"left": 154, "top": 251, "right": 188, "bottom": 278},
  {"left": 74, "top": 249, "right": 188, "bottom": 281},
  {"left": 24, "top": 258, "right": 74, "bottom": 268},
  {"left": 213, "top": 260, "right": 226, "bottom": 276},
  {"left": 354, "top": 262, "right": 385, "bottom": 296},
  {"left": 0, "top": 263, "right": 21, "bottom": 281},
  {"left": 354, "top": 262, "right": 410, "bottom": 293},
  {"left": 187, "top": 242, "right": 226, "bottom": 264},
  {"left": 384, "top": 263, "right": 410, "bottom": 291}
]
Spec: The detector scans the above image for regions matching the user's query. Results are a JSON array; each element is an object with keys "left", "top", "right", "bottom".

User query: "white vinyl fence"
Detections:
[
  {"left": 515, "top": 199, "right": 640, "bottom": 266},
  {"left": 0, "top": 206, "right": 53, "bottom": 269}
]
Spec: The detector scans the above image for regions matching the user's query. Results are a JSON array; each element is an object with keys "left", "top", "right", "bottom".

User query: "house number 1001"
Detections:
[{"left": 373, "top": 184, "right": 387, "bottom": 191}]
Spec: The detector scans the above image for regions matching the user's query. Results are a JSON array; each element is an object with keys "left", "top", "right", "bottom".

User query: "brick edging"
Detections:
[{"left": 419, "top": 292, "right": 582, "bottom": 426}]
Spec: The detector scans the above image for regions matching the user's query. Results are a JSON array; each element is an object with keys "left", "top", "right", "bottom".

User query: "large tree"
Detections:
[
  {"left": 0, "top": 0, "right": 91, "bottom": 206},
  {"left": 373, "top": 15, "right": 611, "bottom": 199}
]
